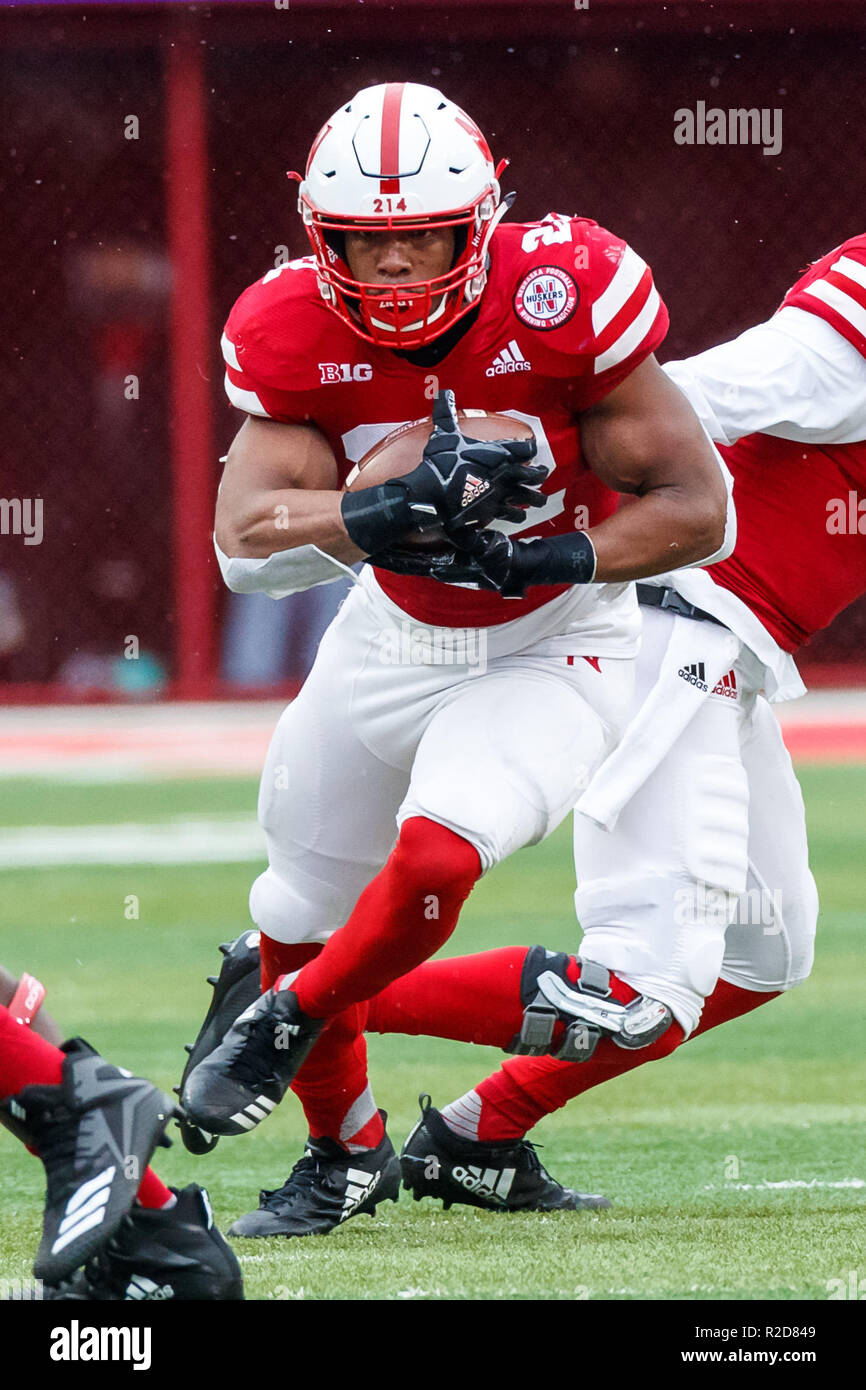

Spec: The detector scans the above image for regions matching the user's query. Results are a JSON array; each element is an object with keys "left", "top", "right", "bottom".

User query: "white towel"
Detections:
[{"left": 576, "top": 616, "right": 740, "bottom": 832}]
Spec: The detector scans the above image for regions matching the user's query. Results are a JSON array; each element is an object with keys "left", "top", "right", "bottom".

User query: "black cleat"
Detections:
[
  {"left": 181, "top": 987, "right": 324, "bottom": 1136},
  {"left": 400, "top": 1096, "right": 611, "bottom": 1213},
  {"left": 177, "top": 931, "right": 263, "bottom": 1154},
  {"left": 228, "top": 1115, "right": 401, "bottom": 1238},
  {"left": 0, "top": 1038, "right": 178, "bottom": 1284},
  {"left": 40, "top": 1185, "right": 244, "bottom": 1300}
]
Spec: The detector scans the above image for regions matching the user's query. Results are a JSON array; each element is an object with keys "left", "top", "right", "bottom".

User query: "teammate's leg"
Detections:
[
  {"left": 718, "top": 694, "right": 817, "bottom": 995},
  {"left": 388, "top": 687, "right": 812, "bottom": 1173}
]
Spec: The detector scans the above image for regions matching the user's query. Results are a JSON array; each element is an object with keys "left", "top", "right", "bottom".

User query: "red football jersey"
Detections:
[
  {"left": 222, "top": 213, "right": 668, "bottom": 626},
  {"left": 709, "top": 234, "right": 866, "bottom": 651},
  {"left": 779, "top": 232, "right": 866, "bottom": 358}
]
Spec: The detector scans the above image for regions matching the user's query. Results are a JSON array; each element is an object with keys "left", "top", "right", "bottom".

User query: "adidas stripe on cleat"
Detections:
[
  {"left": 230, "top": 1094, "right": 277, "bottom": 1130},
  {"left": 400, "top": 1095, "right": 610, "bottom": 1214},
  {"left": 228, "top": 1116, "right": 401, "bottom": 1238},
  {"left": 0, "top": 1038, "right": 179, "bottom": 1284},
  {"left": 177, "top": 930, "right": 263, "bottom": 1154}
]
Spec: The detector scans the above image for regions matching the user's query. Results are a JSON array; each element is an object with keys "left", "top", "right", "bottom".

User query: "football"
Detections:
[{"left": 344, "top": 409, "right": 536, "bottom": 548}]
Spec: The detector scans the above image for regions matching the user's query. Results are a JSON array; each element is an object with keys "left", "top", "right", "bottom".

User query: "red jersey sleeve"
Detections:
[
  {"left": 580, "top": 220, "right": 669, "bottom": 396},
  {"left": 221, "top": 259, "right": 322, "bottom": 423},
  {"left": 510, "top": 216, "right": 669, "bottom": 407},
  {"left": 779, "top": 234, "right": 866, "bottom": 359}
]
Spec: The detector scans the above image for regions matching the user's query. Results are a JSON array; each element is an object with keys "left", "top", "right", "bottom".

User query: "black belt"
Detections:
[{"left": 635, "top": 583, "right": 727, "bottom": 628}]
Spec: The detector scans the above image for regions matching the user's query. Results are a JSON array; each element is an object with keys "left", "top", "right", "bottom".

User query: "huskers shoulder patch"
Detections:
[{"left": 513, "top": 265, "right": 579, "bottom": 331}]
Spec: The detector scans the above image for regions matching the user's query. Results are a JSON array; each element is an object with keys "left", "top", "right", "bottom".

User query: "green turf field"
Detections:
[{"left": 1, "top": 765, "right": 864, "bottom": 1301}]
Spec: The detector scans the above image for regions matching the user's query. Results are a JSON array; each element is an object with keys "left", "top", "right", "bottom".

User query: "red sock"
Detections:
[
  {"left": 367, "top": 947, "right": 530, "bottom": 1046},
  {"left": 366, "top": 945, "right": 637, "bottom": 1047},
  {"left": 260, "top": 936, "right": 322, "bottom": 993},
  {"left": 0, "top": 1005, "right": 63, "bottom": 1096},
  {"left": 466, "top": 979, "right": 778, "bottom": 1141},
  {"left": 260, "top": 935, "right": 384, "bottom": 1150},
  {"left": 0, "top": 1005, "right": 174, "bottom": 1205},
  {"left": 292, "top": 818, "right": 481, "bottom": 1019},
  {"left": 135, "top": 1167, "right": 175, "bottom": 1209}
]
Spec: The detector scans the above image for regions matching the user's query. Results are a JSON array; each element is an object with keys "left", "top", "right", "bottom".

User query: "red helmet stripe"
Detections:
[{"left": 379, "top": 82, "right": 406, "bottom": 194}]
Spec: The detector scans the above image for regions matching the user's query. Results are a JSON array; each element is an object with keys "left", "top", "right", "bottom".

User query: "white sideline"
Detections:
[{"left": 0, "top": 691, "right": 864, "bottom": 780}]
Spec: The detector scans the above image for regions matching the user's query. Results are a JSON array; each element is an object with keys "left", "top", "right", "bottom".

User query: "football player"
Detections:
[
  {"left": 353, "top": 233, "right": 866, "bottom": 1210},
  {"left": 181, "top": 82, "right": 732, "bottom": 1234},
  {"left": 0, "top": 966, "right": 243, "bottom": 1298},
  {"left": 188, "top": 234, "right": 866, "bottom": 1217}
]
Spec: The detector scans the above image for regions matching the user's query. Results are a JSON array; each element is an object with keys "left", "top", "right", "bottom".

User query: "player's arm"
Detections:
[
  {"left": 578, "top": 352, "right": 730, "bottom": 580},
  {"left": 444, "top": 355, "right": 731, "bottom": 595},
  {"left": 664, "top": 307, "right": 866, "bottom": 445},
  {"left": 0, "top": 965, "right": 62, "bottom": 1045},
  {"left": 215, "top": 415, "right": 363, "bottom": 565},
  {"left": 215, "top": 393, "right": 545, "bottom": 597}
]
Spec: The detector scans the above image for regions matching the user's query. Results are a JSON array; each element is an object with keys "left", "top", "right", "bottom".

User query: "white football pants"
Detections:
[
  {"left": 573, "top": 605, "right": 818, "bottom": 1036},
  {"left": 250, "top": 569, "right": 637, "bottom": 948}
]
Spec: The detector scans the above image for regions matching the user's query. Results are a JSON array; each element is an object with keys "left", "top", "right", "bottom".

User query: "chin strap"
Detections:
[{"left": 8, "top": 972, "right": 47, "bottom": 1028}]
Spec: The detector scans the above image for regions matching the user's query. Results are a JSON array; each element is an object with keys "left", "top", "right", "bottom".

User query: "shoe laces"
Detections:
[
  {"left": 228, "top": 1011, "right": 285, "bottom": 1089},
  {"left": 514, "top": 1139, "right": 546, "bottom": 1176},
  {"left": 260, "top": 1152, "right": 323, "bottom": 1211}
]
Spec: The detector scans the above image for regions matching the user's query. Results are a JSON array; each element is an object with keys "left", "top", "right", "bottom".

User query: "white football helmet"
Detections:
[{"left": 291, "top": 83, "right": 509, "bottom": 349}]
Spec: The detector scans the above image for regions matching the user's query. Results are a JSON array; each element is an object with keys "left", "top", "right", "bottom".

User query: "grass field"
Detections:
[{"left": 0, "top": 765, "right": 864, "bottom": 1301}]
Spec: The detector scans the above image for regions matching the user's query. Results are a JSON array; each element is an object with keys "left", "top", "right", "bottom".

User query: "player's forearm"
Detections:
[
  {"left": 587, "top": 482, "right": 727, "bottom": 581},
  {"left": 215, "top": 489, "right": 364, "bottom": 565}
]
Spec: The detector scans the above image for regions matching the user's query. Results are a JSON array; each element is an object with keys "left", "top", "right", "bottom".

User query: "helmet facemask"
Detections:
[{"left": 298, "top": 194, "right": 502, "bottom": 349}]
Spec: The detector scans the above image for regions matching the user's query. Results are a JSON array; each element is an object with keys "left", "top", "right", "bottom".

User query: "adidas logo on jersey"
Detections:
[
  {"left": 339, "top": 1165, "right": 383, "bottom": 1221},
  {"left": 51, "top": 1165, "right": 116, "bottom": 1257},
  {"left": 712, "top": 669, "right": 738, "bottom": 699},
  {"left": 451, "top": 1164, "right": 516, "bottom": 1203},
  {"left": 485, "top": 339, "right": 532, "bottom": 376},
  {"left": 678, "top": 662, "right": 708, "bottom": 692}
]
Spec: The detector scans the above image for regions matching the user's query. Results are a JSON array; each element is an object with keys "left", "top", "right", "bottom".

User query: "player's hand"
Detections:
[
  {"left": 367, "top": 543, "right": 497, "bottom": 588},
  {"left": 446, "top": 529, "right": 529, "bottom": 596},
  {"left": 446, "top": 526, "right": 597, "bottom": 597},
  {"left": 393, "top": 390, "right": 548, "bottom": 535}
]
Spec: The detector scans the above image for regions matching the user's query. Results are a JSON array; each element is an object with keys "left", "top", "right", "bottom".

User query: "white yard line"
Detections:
[
  {"left": 0, "top": 816, "right": 265, "bottom": 868},
  {"left": 703, "top": 1178, "right": 864, "bottom": 1191}
]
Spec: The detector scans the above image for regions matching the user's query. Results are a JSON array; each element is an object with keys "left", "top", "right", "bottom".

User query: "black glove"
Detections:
[
  {"left": 368, "top": 543, "right": 497, "bottom": 588},
  {"left": 447, "top": 527, "right": 598, "bottom": 598},
  {"left": 341, "top": 389, "right": 547, "bottom": 555}
]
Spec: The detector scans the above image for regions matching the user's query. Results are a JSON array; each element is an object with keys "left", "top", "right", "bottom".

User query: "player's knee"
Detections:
[
  {"left": 577, "top": 872, "right": 731, "bottom": 998},
  {"left": 249, "top": 867, "right": 340, "bottom": 946}
]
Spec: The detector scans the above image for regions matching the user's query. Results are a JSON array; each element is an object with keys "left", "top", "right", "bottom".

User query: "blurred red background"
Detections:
[{"left": 2, "top": 0, "right": 864, "bottom": 699}]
